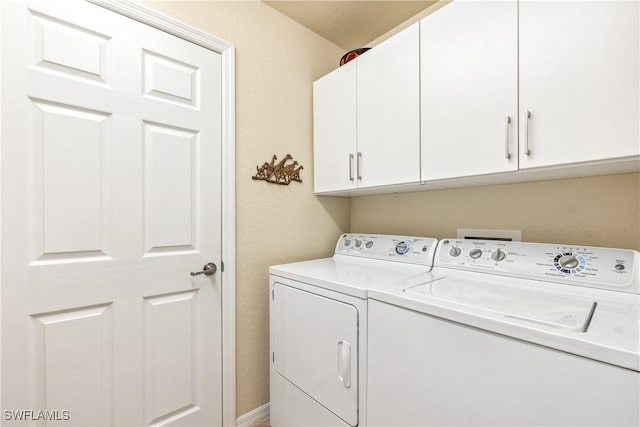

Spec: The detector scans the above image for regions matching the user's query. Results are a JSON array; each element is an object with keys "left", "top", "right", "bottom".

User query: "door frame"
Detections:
[{"left": 86, "top": 0, "right": 237, "bottom": 424}]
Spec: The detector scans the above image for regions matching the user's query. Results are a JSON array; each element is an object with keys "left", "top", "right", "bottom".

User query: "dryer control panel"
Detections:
[
  {"left": 436, "top": 239, "right": 639, "bottom": 294},
  {"left": 336, "top": 234, "right": 437, "bottom": 266}
]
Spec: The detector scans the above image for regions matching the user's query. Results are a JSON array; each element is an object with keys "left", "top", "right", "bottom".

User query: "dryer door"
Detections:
[{"left": 272, "top": 282, "right": 359, "bottom": 426}]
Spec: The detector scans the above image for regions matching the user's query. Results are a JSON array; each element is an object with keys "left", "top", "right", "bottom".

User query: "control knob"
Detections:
[
  {"left": 491, "top": 249, "right": 506, "bottom": 262},
  {"left": 558, "top": 255, "right": 579, "bottom": 269},
  {"left": 395, "top": 241, "right": 411, "bottom": 255},
  {"left": 365, "top": 241, "right": 374, "bottom": 249},
  {"left": 469, "top": 248, "right": 483, "bottom": 259},
  {"left": 343, "top": 238, "right": 352, "bottom": 247},
  {"left": 449, "top": 246, "right": 462, "bottom": 257},
  {"left": 355, "top": 239, "right": 362, "bottom": 248}
]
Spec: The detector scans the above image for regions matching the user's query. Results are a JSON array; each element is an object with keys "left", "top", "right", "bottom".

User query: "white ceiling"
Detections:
[{"left": 263, "top": 1, "right": 438, "bottom": 51}]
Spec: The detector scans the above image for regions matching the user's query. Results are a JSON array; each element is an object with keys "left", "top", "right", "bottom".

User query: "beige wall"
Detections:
[
  {"left": 351, "top": 173, "right": 640, "bottom": 250},
  {"left": 142, "top": 0, "right": 350, "bottom": 416}
]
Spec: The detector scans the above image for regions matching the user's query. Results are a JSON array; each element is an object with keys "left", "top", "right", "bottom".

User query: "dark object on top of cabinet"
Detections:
[{"left": 340, "top": 48, "right": 370, "bottom": 66}]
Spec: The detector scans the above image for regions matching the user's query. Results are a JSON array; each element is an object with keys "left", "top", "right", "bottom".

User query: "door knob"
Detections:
[{"left": 190, "top": 262, "right": 217, "bottom": 276}]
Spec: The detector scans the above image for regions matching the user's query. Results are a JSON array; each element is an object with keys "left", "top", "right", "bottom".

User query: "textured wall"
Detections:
[
  {"left": 351, "top": 173, "right": 640, "bottom": 250},
  {"left": 142, "top": 0, "right": 350, "bottom": 416}
]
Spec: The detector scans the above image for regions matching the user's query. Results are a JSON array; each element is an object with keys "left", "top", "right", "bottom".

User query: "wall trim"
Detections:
[
  {"left": 236, "top": 403, "right": 270, "bottom": 427},
  {"left": 87, "top": 1, "right": 237, "bottom": 426}
]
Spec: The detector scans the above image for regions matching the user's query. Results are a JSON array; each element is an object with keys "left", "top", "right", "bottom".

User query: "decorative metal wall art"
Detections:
[{"left": 252, "top": 154, "right": 304, "bottom": 185}]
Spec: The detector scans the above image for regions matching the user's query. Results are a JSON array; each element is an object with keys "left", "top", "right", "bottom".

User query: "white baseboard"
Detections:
[{"left": 236, "top": 402, "right": 270, "bottom": 427}]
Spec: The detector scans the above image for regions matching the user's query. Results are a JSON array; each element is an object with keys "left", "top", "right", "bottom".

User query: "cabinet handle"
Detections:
[
  {"left": 337, "top": 340, "right": 351, "bottom": 388},
  {"left": 524, "top": 110, "right": 531, "bottom": 156},
  {"left": 357, "top": 152, "right": 362, "bottom": 180},
  {"left": 348, "top": 154, "right": 354, "bottom": 182},
  {"left": 504, "top": 115, "right": 511, "bottom": 159}
]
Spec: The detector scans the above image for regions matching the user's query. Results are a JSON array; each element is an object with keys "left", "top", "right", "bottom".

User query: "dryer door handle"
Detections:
[{"left": 337, "top": 340, "right": 351, "bottom": 388}]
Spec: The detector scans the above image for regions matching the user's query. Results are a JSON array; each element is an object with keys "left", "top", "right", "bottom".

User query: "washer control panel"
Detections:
[
  {"left": 437, "top": 239, "right": 639, "bottom": 294},
  {"left": 336, "top": 234, "right": 437, "bottom": 266}
]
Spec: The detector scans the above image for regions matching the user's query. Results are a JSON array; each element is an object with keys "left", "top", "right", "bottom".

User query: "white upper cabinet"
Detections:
[
  {"left": 420, "top": 1, "right": 518, "bottom": 181},
  {"left": 313, "top": 23, "right": 420, "bottom": 194},
  {"left": 357, "top": 22, "right": 421, "bottom": 189},
  {"left": 313, "top": 60, "right": 357, "bottom": 193},
  {"left": 312, "top": 0, "right": 639, "bottom": 195},
  {"left": 519, "top": 1, "right": 639, "bottom": 169}
]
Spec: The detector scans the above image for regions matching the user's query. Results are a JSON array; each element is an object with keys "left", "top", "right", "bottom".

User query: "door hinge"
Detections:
[
  {"left": 271, "top": 289, "right": 274, "bottom": 300},
  {"left": 272, "top": 352, "right": 275, "bottom": 363},
  {"left": 221, "top": 261, "right": 225, "bottom": 272}
]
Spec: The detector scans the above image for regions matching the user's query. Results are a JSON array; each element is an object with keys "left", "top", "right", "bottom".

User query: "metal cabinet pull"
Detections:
[
  {"left": 524, "top": 110, "right": 531, "bottom": 156},
  {"left": 348, "top": 154, "right": 354, "bottom": 182},
  {"left": 337, "top": 340, "right": 351, "bottom": 388},
  {"left": 356, "top": 152, "right": 362, "bottom": 180},
  {"left": 504, "top": 115, "right": 511, "bottom": 159},
  {"left": 190, "top": 262, "right": 217, "bottom": 276}
]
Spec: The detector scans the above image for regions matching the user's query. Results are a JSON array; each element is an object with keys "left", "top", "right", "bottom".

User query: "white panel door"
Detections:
[
  {"left": 519, "top": 0, "right": 640, "bottom": 169},
  {"left": 272, "top": 283, "right": 359, "bottom": 426},
  {"left": 420, "top": 0, "right": 518, "bottom": 181},
  {"left": 1, "top": 1, "right": 223, "bottom": 426},
  {"left": 357, "top": 23, "right": 420, "bottom": 189},
  {"left": 313, "top": 60, "right": 357, "bottom": 193}
]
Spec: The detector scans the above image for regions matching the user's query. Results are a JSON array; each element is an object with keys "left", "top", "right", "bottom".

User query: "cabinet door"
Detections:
[
  {"left": 519, "top": 1, "right": 639, "bottom": 169},
  {"left": 357, "top": 23, "right": 420, "bottom": 189},
  {"left": 313, "top": 60, "right": 357, "bottom": 193},
  {"left": 420, "top": 0, "right": 518, "bottom": 181}
]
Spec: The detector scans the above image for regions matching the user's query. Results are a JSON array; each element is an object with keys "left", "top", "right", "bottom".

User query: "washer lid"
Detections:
[
  {"left": 405, "top": 275, "right": 598, "bottom": 332},
  {"left": 370, "top": 268, "right": 639, "bottom": 371}
]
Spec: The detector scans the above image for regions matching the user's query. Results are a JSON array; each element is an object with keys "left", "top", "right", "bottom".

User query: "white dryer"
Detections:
[
  {"left": 269, "top": 234, "right": 438, "bottom": 427},
  {"left": 367, "top": 238, "right": 640, "bottom": 426}
]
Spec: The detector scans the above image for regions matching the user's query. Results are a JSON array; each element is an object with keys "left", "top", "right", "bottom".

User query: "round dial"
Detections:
[
  {"left": 553, "top": 252, "right": 586, "bottom": 274},
  {"left": 343, "top": 238, "right": 352, "bottom": 247},
  {"left": 395, "top": 241, "right": 410, "bottom": 255},
  {"left": 469, "top": 248, "right": 483, "bottom": 259},
  {"left": 449, "top": 246, "right": 462, "bottom": 257},
  {"left": 354, "top": 239, "right": 362, "bottom": 248},
  {"left": 491, "top": 249, "right": 506, "bottom": 262},
  {"left": 365, "top": 240, "right": 374, "bottom": 249},
  {"left": 559, "top": 255, "right": 579, "bottom": 269}
]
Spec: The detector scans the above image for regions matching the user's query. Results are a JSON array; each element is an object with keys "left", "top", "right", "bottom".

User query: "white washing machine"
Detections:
[
  {"left": 269, "top": 233, "right": 438, "bottom": 427},
  {"left": 367, "top": 238, "right": 640, "bottom": 426}
]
